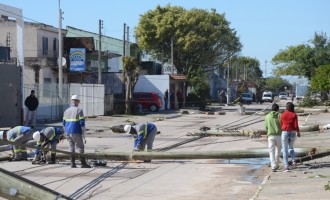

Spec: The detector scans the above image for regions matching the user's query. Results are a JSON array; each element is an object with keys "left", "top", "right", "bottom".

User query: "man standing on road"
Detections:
[
  {"left": 265, "top": 103, "right": 282, "bottom": 172},
  {"left": 0, "top": 126, "right": 33, "bottom": 161},
  {"left": 63, "top": 95, "right": 91, "bottom": 168},
  {"left": 24, "top": 90, "right": 39, "bottom": 128},
  {"left": 164, "top": 89, "right": 169, "bottom": 110},
  {"left": 124, "top": 122, "right": 157, "bottom": 162},
  {"left": 32, "top": 127, "right": 64, "bottom": 164}
]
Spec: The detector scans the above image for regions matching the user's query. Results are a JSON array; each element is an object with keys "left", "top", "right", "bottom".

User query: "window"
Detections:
[
  {"left": 53, "top": 38, "right": 57, "bottom": 51},
  {"left": 43, "top": 78, "right": 52, "bottom": 97},
  {"left": 42, "top": 37, "right": 48, "bottom": 55}
]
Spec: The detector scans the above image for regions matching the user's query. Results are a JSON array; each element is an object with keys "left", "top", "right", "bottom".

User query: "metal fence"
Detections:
[{"left": 24, "top": 83, "right": 104, "bottom": 122}]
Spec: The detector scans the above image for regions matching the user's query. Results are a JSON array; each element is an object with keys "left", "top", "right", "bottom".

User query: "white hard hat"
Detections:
[
  {"left": 33, "top": 131, "right": 41, "bottom": 141},
  {"left": 0, "top": 131, "right": 4, "bottom": 140},
  {"left": 71, "top": 95, "right": 80, "bottom": 101},
  {"left": 124, "top": 125, "right": 132, "bottom": 133}
]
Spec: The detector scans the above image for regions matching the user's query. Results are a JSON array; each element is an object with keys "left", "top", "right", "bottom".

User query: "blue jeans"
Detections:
[{"left": 281, "top": 131, "right": 297, "bottom": 167}]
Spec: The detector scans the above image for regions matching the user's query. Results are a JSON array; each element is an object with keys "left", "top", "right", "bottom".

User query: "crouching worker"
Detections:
[
  {"left": 124, "top": 123, "right": 157, "bottom": 162},
  {"left": 32, "top": 127, "right": 64, "bottom": 164},
  {"left": 0, "top": 126, "right": 33, "bottom": 161}
]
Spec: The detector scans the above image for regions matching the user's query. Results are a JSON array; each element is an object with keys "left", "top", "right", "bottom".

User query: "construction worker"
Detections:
[
  {"left": 0, "top": 126, "right": 33, "bottom": 161},
  {"left": 124, "top": 122, "right": 157, "bottom": 152},
  {"left": 32, "top": 127, "right": 64, "bottom": 164},
  {"left": 63, "top": 95, "right": 91, "bottom": 168}
]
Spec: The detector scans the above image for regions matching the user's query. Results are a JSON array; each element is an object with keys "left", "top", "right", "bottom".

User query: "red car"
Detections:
[{"left": 133, "top": 92, "right": 162, "bottom": 112}]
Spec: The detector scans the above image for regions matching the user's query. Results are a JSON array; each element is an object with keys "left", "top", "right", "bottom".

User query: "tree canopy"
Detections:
[
  {"left": 311, "top": 64, "right": 330, "bottom": 91},
  {"left": 265, "top": 77, "right": 292, "bottom": 93},
  {"left": 229, "top": 56, "right": 263, "bottom": 81},
  {"left": 272, "top": 32, "right": 330, "bottom": 80},
  {"left": 135, "top": 5, "right": 242, "bottom": 77}
]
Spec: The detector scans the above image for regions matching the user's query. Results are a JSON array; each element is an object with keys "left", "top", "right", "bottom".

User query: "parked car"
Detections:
[
  {"left": 241, "top": 93, "right": 253, "bottom": 104},
  {"left": 262, "top": 91, "right": 273, "bottom": 102},
  {"left": 279, "top": 92, "right": 288, "bottom": 100},
  {"left": 133, "top": 92, "right": 162, "bottom": 112}
]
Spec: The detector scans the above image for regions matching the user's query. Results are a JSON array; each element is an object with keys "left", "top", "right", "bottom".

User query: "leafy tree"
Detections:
[
  {"left": 311, "top": 64, "right": 330, "bottom": 100},
  {"left": 188, "top": 69, "right": 210, "bottom": 109},
  {"left": 122, "top": 56, "right": 140, "bottom": 114},
  {"left": 229, "top": 56, "right": 262, "bottom": 81},
  {"left": 272, "top": 32, "right": 330, "bottom": 80},
  {"left": 135, "top": 5, "right": 242, "bottom": 77},
  {"left": 265, "top": 77, "right": 292, "bottom": 93}
]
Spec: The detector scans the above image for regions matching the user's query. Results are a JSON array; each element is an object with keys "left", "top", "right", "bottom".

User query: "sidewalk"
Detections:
[{"left": 253, "top": 111, "right": 330, "bottom": 200}]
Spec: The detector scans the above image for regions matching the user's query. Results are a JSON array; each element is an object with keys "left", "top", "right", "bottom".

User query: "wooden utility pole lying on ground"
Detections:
[
  {"left": 0, "top": 140, "right": 310, "bottom": 161},
  {"left": 0, "top": 168, "right": 71, "bottom": 200},
  {"left": 53, "top": 148, "right": 310, "bottom": 161}
]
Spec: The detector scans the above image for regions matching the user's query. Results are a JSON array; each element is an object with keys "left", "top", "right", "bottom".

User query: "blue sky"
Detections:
[{"left": 1, "top": 0, "right": 330, "bottom": 77}]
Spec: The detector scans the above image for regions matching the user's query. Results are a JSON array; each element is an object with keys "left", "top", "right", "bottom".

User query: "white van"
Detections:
[{"left": 262, "top": 92, "right": 273, "bottom": 102}]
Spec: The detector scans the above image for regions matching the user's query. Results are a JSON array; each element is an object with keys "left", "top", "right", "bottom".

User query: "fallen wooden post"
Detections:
[
  {"left": 0, "top": 168, "right": 71, "bottom": 200},
  {"left": 289, "top": 150, "right": 330, "bottom": 165},
  {"left": 0, "top": 140, "right": 311, "bottom": 161},
  {"left": 192, "top": 129, "right": 267, "bottom": 137}
]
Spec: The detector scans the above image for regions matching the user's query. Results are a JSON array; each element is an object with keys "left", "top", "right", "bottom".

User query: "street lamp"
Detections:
[{"left": 284, "top": 86, "right": 287, "bottom": 93}]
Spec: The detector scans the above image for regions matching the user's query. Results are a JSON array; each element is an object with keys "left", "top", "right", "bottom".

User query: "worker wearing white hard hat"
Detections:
[
  {"left": 125, "top": 122, "right": 158, "bottom": 162},
  {"left": 0, "top": 126, "right": 33, "bottom": 161},
  {"left": 32, "top": 127, "right": 64, "bottom": 165},
  {"left": 63, "top": 94, "right": 90, "bottom": 168}
]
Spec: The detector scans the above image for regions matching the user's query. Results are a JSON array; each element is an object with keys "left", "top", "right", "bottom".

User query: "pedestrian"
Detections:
[
  {"left": 164, "top": 89, "right": 169, "bottom": 110},
  {"left": 170, "top": 90, "right": 175, "bottom": 109},
  {"left": 265, "top": 103, "right": 282, "bottom": 172},
  {"left": 280, "top": 102, "right": 300, "bottom": 172},
  {"left": 24, "top": 90, "right": 39, "bottom": 128},
  {"left": 0, "top": 126, "right": 33, "bottom": 161},
  {"left": 63, "top": 95, "right": 91, "bottom": 168},
  {"left": 124, "top": 122, "right": 157, "bottom": 162},
  {"left": 219, "top": 90, "right": 225, "bottom": 104},
  {"left": 32, "top": 127, "right": 64, "bottom": 164}
]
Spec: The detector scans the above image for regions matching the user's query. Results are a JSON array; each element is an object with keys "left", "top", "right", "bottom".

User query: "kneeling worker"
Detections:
[
  {"left": 32, "top": 127, "right": 64, "bottom": 164},
  {"left": 0, "top": 126, "right": 33, "bottom": 161},
  {"left": 124, "top": 122, "right": 157, "bottom": 153}
]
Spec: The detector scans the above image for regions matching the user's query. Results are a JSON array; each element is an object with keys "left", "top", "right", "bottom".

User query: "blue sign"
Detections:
[{"left": 69, "top": 48, "right": 86, "bottom": 71}]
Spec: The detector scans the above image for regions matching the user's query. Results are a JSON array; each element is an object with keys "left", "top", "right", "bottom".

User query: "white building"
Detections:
[{"left": 0, "top": 15, "right": 67, "bottom": 86}]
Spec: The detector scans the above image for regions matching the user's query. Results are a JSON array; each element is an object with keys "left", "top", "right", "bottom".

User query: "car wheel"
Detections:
[{"left": 149, "top": 104, "right": 158, "bottom": 112}]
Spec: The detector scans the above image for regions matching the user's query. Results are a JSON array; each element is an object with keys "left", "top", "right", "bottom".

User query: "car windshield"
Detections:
[
  {"left": 242, "top": 94, "right": 250, "bottom": 97},
  {"left": 279, "top": 92, "right": 286, "bottom": 95},
  {"left": 264, "top": 94, "right": 272, "bottom": 97}
]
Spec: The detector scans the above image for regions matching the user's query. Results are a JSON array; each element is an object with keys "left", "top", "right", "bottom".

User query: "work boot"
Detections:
[
  {"left": 71, "top": 155, "right": 77, "bottom": 168},
  {"left": 12, "top": 153, "right": 22, "bottom": 161},
  {"left": 48, "top": 153, "right": 56, "bottom": 164},
  {"left": 80, "top": 157, "right": 91, "bottom": 168},
  {"left": 21, "top": 152, "right": 28, "bottom": 161}
]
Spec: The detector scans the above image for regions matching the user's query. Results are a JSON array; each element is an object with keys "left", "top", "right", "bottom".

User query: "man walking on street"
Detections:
[
  {"left": 265, "top": 103, "right": 282, "bottom": 172},
  {"left": 63, "top": 95, "right": 91, "bottom": 168},
  {"left": 124, "top": 122, "right": 157, "bottom": 162},
  {"left": 24, "top": 90, "right": 39, "bottom": 128},
  {"left": 0, "top": 126, "right": 33, "bottom": 161},
  {"left": 32, "top": 127, "right": 64, "bottom": 164},
  {"left": 164, "top": 89, "right": 169, "bottom": 110}
]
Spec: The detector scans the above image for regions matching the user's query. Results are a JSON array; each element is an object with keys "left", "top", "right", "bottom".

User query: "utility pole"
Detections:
[
  {"left": 98, "top": 19, "right": 103, "bottom": 84},
  {"left": 264, "top": 60, "right": 267, "bottom": 78},
  {"left": 126, "top": 26, "right": 130, "bottom": 57},
  {"left": 123, "top": 23, "right": 126, "bottom": 58},
  {"left": 226, "top": 61, "right": 230, "bottom": 105},
  {"left": 171, "top": 37, "right": 174, "bottom": 74},
  {"left": 58, "top": 0, "right": 63, "bottom": 97}
]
